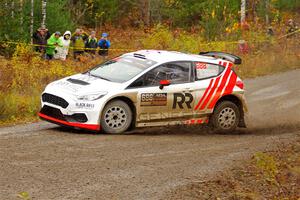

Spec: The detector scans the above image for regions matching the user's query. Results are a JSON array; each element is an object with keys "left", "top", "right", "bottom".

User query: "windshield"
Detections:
[{"left": 88, "top": 56, "right": 157, "bottom": 83}]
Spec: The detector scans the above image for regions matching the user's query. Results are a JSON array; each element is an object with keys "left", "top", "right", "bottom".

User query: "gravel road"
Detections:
[{"left": 1, "top": 70, "right": 300, "bottom": 200}]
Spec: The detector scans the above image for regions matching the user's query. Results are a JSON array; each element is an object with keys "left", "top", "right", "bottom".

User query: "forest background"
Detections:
[{"left": 0, "top": 0, "right": 299, "bottom": 124}]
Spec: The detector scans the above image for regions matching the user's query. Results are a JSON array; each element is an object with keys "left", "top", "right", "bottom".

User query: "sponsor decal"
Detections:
[
  {"left": 139, "top": 111, "right": 195, "bottom": 121},
  {"left": 55, "top": 81, "right": 82, "bottom": 93},
  {"left": 196, "top": 62, "right": 207, "bottom": 69},
  {"left": 184, "top": 118, "right": 209, "bottom": 125},
  {"left": 173, "top": 93, "right": 194, "bottom": 109},
  {"left": 75, "top": 102, "right": 95, "bottom": 109},
  {"left": 141, "top": 93, "right": 167, "bottom": 106}
]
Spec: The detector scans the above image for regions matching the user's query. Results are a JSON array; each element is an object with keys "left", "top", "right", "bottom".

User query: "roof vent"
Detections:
[{"left": 133, "top": 53, "right": 146, "bottom": 59}]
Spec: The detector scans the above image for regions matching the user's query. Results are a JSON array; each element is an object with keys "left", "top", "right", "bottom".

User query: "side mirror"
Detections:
[{"left": 159, "top": 80, "right": 171, "bottom": 90}]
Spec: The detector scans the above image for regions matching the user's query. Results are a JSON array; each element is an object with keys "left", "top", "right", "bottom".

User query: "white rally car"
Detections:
[{"left": 39, "top": 50, "right": 247, "bottom": 134}]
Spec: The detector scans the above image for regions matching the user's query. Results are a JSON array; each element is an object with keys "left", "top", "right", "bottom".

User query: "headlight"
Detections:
[{"left": 77, "top": 92, "right": 108, "bottom": 101}]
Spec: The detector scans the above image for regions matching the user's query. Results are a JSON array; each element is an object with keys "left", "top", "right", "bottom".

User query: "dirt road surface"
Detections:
[{"left": 1, "top": 70, "right": 300, "bottom": 200}]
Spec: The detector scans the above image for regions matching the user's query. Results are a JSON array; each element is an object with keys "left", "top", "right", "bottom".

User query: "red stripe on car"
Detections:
[
  {"left": 199, "top": 76, "right": 221, "bottom": 110},
  {"left": 221, "top": 61, "right": 227, "bottom": 67},
  {"left": 224, "top": 72, "right": 237, "bottom": 95},
  {"left": 197, "top": 119, "right": 203, "bottom": 124},
  {"left": 207, "top": 67, "right": 232, "bottom": 109},
  {"left": 194, "top": 79, "right": 214, "bottom": 110}
]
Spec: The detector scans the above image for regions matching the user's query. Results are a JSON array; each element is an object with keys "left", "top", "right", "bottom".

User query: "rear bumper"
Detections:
[{"left": 39, "top": 112, "right": 100, "bottom": 131}]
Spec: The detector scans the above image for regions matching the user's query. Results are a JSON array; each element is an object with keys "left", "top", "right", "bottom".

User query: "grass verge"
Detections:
[{"left": 165, "top": 138, "right": 300, "bottom": 200}]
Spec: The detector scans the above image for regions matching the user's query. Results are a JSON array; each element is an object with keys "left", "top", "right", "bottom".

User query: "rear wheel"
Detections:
[
  {"left": 101, "top": 100, "right": 132, "bottom": 134},
  {"left": 210, "top": 101, "right": 240, "bottom": 133}
]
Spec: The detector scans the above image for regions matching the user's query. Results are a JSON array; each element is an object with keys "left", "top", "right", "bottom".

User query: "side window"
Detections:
[
  {"left": 195, "top": 62, "right": 224, "bottom": 80},
  {"left": 129, "top": 62, "right": 192, "bottom": 88}
]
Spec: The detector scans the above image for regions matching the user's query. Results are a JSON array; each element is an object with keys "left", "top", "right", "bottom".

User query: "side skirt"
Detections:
[{"left": 136, "top": 117, "right": 209, "bottom": 128}]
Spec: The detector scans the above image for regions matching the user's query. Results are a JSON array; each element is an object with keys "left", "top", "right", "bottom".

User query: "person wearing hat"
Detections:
[
  {"left": 32, "top": 25, "right": 51, "bottom": 53},
  {"left": 85, "top": 31, "right": 98, "bottom": 56},
  {"left": 54, "top": 31, "right": 71, "bottom": 60},
  {"left": 98, "top": 32, "right": 111, "bottom": 58},
  {"left": 45, "top": 31, "right": 63, "bottom": 60},
  {"left": 71, "top": 28, "right": 88, "bottom": 59}
]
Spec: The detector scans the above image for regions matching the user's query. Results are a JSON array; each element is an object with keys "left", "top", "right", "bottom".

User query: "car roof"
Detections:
[{"left": 124, "top": 50, "right": 219, "bottom": 64}]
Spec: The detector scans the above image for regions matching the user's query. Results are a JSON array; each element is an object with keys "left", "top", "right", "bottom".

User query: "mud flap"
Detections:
[{"left": 238, "top": 116, "right": 247, "bottom": 128}]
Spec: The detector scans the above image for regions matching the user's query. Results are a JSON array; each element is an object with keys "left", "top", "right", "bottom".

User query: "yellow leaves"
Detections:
[
  {"left": 225, "top": 27, "right": 231, "bottom": 34},
  {"left": 95, "top": 11, "right": 105, "bottom": 18},
  {"left": 254, "top": 152, "right": 279, "bottom": 184},
  {"left": 211, "top": 10, "right": 215, "bottom": 18},
  {"left": 17, "top": 191, "right": 30, "bottom": 200},
  {"left": 225, "top": 22, "right": 240, "bottom": 34},
  {"left": 233, "top": 22, "right": 239, "bottom": 30}
]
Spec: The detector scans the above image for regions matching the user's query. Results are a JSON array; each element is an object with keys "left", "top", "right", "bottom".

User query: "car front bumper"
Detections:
[
  {"left": 38, "top": 112, "right": 100, "bottom": 131},
  {"left": 39, "top": 92, "right": 103, "bottom": 131}
]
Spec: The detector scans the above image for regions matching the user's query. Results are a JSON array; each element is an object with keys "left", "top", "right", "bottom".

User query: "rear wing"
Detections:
[{"left": 199, "top": 51, "right": 242, "bottom": 65}]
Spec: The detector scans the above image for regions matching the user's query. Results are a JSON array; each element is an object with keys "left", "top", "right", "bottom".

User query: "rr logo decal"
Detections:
[{"left": 173, "top": 93, "right": 194, "bottom": 109}]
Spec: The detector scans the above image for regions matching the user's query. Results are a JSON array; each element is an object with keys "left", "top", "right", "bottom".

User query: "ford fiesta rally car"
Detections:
[{"left": 39, "top": 50, "right": 247, "bottom": 134}]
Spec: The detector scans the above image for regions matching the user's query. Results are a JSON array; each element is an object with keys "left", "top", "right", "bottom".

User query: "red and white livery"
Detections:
[{"left": 39, "top": 50, "right": 247, "bottom": 133}]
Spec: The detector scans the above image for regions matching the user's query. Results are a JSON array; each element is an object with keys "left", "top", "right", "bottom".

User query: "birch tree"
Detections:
[
  {"left": 265, "top": 0, "right": 270, "bottom": 25},
  {"left": 20, "top": 0, "right": 23, "bottom": 27},
  {"left": 241, "top": 0, "right": 246, "bottom": 23},
  {"left": 30, "top": 0, "right": 34, "bottom": 43},
  {"left": 41, "top": 0, "right": 47, "bottom": 27},
  {"left": 11, "top": 1, "right": 15, "bottom": 18}
]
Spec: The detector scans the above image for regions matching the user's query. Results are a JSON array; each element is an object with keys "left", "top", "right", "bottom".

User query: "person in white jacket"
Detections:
[{"left": 54, "top": 31, "right": 71, "bottom": 60}]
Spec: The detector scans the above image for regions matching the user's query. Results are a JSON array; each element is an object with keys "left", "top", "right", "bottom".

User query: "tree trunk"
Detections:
[
  {"left": 41, "top": 0, "right": 47, "bottom": 27},
  {"left": 265, "top": 0, "right": 270, "bottom": 25},
  {"left": 241, "top": 0, "right": 246, "bottom": 23},
  {"left": 251, "top": 0, "right": 258, "bottom": 25},
  {"left": 140, "top": 0, "right": 151, "bottom": 26},
  {"left": 20, "top": 0, "right": 23, "bottom": 27},
  {"left": 30, "top": 0, "right": 34, "bottom": 43},
  {"left": 11, "top": 0, "right": 15, "bottom": 18},
  {"left": 5, "top": 1, "right": 8, "bottom": 11}
]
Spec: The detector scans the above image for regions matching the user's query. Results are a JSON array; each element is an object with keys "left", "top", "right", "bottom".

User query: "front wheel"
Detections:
[
  {"left": 210, "top": 101, "right": 240, "bottom": 133},
  {"left": 101, "top": 100, "right": 132, "bottom": 134}
]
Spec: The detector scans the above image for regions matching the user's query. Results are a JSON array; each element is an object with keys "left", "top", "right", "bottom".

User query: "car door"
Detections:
[
  {"left": 192, "top": 62, "right": 226, "bottom": 116},
  {"left": 128, "top": 61, "right": 195, "bottom": 125}
]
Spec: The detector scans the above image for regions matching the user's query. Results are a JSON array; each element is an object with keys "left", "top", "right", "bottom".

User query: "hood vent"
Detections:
[{"left": 67, "top": 78, "right": 90, "bottom": 85}]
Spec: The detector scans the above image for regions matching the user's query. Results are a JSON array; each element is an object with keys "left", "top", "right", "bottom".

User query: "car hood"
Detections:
[{"left": 46, "top": 73, "right": 122, "bottom": 95}]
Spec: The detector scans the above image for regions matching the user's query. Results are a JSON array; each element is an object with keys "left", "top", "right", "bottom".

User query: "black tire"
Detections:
[
  {"left": 101, "top": 100, "right": 132, "bottom": 134},
  {"left": 210, "top": 101, "right": 240, "bottom": 133}
]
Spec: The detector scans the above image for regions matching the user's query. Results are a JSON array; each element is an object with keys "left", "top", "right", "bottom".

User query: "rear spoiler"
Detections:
[{"left": 199, "top": 51, "right": 242, "bottom": 65}]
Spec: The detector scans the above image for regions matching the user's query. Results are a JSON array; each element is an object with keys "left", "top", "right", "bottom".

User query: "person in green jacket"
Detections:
[
  {"left": 45, "top": 32, "right": 63, "bottom": 60},
  {"left": 71, "top": 28, "right": 88, "bottom": 59}
]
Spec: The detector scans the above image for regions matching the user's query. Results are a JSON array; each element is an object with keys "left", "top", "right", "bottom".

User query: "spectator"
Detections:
[
  {"left": 267, "top": 26, "right": 274, "bottom": 37},
  {"left": 71, "top": 28, "right": 88, "bottom": 59},
  {"left": 98, "top": 33, "right": 111, "bottom": 58},
  {"left": 238, "top": 40, "right": 250, "bottom": 54},
  {"left": 287, "top": 19, "right": 299, "bottom": 38},
  {"left": 45, "top": 32, "right": 63, "bottom": 60},
  {"left": 85, "top": 31, "right": 98, "bottom": 56},
  {"left": 32, "top": 25, "right": 51, "bottom": 53},
  {"left": 54, "top": 31, "right": 71, "bottom": 60}
]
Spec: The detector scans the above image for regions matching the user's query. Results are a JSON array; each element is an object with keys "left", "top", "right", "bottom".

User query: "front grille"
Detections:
[
  {"left": 42, "top": 93, "right": 69, "bottom": 108},
  {"left": 40, "top": 105, "right": 65, "bottom": 121}
]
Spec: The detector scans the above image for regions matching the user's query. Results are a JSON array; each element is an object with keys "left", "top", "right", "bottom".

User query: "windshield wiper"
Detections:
[{"left": 89, "top": 73, "right": 111, "bottom": 81}]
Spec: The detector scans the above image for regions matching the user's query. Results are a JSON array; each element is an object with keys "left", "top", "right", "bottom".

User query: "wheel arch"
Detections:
[
  {"left": 213, "top": 94, "right": 246, "bottom": 128},
  {"left": 101, "top": 96, "right": 137, "bottom": 130}
]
